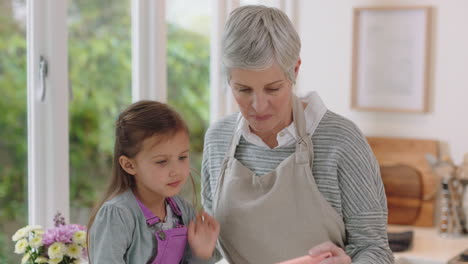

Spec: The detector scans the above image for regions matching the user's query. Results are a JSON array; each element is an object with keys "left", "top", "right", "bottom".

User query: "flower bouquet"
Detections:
[{"left": 12, "top": 212, "right": 88, "bottom": 264}]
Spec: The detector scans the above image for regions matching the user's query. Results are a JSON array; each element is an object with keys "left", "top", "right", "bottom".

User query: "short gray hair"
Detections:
[{"left": 222, "top": 5, "right": 301, "bottom": 83}]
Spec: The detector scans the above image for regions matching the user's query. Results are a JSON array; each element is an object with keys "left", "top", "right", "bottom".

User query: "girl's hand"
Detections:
[
  {"left": 308, "top": 241, "right": 351, "bottom": 264},
  {"left": 188, "top": 210, "right": 220, "bottom": 260}
]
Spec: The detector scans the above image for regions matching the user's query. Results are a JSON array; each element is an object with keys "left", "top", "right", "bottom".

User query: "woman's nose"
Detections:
[{"left": 252, "top": 93, "right": 268, "bottom": 113}]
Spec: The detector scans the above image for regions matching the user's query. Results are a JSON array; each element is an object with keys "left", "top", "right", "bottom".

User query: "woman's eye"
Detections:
[
  {"left": 266, "top": 87, "right": 280, "bottom": 92},
  {"left": 156, "top": 160, "right": 167, "bottom": 165},
  {"left": 237, "top": 87, "right": 251, "bottom": 93}
]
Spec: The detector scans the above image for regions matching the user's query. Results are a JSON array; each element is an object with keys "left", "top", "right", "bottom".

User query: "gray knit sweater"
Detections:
[
  {"left": 201, "top": 111, "right": 394, "bottom": 264},
  {"left": 89, "top": 190, "right": 215, "bottom": 264}
]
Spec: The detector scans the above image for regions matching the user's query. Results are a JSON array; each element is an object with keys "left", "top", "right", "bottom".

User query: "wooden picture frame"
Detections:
[{"left": 351, "top": 6, "right": 432, "bottom": 113}]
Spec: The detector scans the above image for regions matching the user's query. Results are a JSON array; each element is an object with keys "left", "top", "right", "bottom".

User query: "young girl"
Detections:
[{"left": 88, "top": 100, "right": 219, "bottom": 264}]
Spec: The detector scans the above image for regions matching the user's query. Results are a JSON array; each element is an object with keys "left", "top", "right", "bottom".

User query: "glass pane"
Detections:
[
  {"left": 166, "top": 0, "right": 211, "bottom": 204},
  {"left": 68, "top": 0, "right": 132, "bottom": 225},
  {"left": 240, "top": 0, "right": 281, "bottom": 8},
  {"left": 0, "top": 0, "right": 27, "bottom": 262}
]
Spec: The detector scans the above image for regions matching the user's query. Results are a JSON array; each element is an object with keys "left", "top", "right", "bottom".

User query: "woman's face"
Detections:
[{"left": 229, "top": 63, "right": 296, "bottom": 136}]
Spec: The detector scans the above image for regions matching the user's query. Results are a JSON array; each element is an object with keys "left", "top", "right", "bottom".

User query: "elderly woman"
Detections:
[{"left": 201, "top": 5, "right": 393, "bottom": 264}]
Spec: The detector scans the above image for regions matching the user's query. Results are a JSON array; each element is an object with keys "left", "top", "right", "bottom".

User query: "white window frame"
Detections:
[
  {"left": 26, "top": 0, "right": 168, "bottom": 227},
  {"left": 27, "top": 0, "right": 69, "bottom": 227},
  {"left": 132, "top": 0, "right": 167, "bottom": 102}
]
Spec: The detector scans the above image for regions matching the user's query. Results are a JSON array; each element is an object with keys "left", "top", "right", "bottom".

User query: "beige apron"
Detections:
[{"left": 212, "top": 95, "right": 346, "bottom": 264}]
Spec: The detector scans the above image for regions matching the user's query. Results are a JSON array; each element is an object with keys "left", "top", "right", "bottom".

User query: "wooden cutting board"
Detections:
[
  {"left": 367, "top": 137, "right": 439, "bottom": 227},
  {"left": 380, "top": 164, "right": 423, "bottom": 225}
]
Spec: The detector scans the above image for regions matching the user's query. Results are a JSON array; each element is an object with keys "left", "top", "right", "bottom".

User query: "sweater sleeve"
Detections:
[
  {"left": 199, "top": 133, "right": 225, "bottom": 263},
  {"left": 201, "top": 132, "right": 214, "bottom": 216},
  {"left": 89, "top": 204, "right": 134, "bottom": 264},
  {"left": 337, "top": 125, "right": 394, "bottom": 264}
]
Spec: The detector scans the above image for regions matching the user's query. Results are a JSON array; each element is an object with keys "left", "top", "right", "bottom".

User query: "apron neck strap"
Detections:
[
  {"left": 291, "top": 94, "right": 314, "bottom": 165},
  {"left": 291, "top": 94, "right": 307, "bottom": 139},
  {"left": 227, "top": 113, "right": 243, "bottom": 158}
]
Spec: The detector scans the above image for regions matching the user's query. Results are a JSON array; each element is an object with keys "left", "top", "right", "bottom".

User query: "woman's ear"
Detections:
[
  {"left": 294, "top": 58, "right": 302, "bottom": 79},
  {"left": 119, "top": 155, "right": 136, "bottom": 175}
]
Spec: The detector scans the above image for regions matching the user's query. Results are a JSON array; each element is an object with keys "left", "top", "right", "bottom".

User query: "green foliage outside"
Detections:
[
  {"left": 68, "top": 0, "right": 133, "bottom": 221},
  {"left": 0, "top": 1, "right": 28, "bottom": 262},
  {"left": 167, "top": 22, "right": 211, "bottom": 195},
  {"left": 0, "top": 0, "right": 210, "bottom": 261}
]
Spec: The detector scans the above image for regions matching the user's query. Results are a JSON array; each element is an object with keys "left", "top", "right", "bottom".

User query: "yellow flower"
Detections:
[
  {"left": 21, "top": 253, "right": 30, "bottom": 264},
  {"left": 35, "top": 256, "right": 48, "bottom": 263},
  {"left": 12, "top": 227, "right": 28, "bottom": 241},
  {"left": 48, "top": 257, "right": 63, "bottom": 264},
  {"left": 48, "top": 242, "right": 66, "bottom": 259},
  {"left": 66, "top": 243, "right": 82, "bottom": 258},
  {"left": 35, "top": 229, "right": 45, "bottom": 235},
  {"left": 14, "top": 239, "right": 28, "bottom": 254},
  {"left": 73, "top": 259, "right": 83, "bottom": 264},
  {"left": 29, "top": 235, "right": 43, "bottom": 248},
  {"left": 72, "top": 230, "right": 86, "bottom": 245}
]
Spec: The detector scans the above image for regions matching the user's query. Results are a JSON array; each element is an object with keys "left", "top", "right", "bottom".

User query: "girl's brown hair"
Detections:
[{"left": 87, "top": 100, "right": 196, "bottom": 250}]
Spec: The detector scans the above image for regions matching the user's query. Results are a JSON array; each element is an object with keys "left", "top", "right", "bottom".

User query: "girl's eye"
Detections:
[
  {"left": 156, "top": 160, "right": 167, "bottom": 165},
  {"left": 179, "top": 156, "right": 188, "bottom": 161}
]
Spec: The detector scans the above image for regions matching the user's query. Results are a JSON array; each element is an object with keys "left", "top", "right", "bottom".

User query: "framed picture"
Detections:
[{"left": 351, "top": 6, "right": 432, "bottom": 113}]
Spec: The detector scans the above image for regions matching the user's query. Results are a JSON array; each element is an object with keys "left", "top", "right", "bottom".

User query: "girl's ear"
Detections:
[{"left": 119, "top": 155, "right": 136, "bottom": 175}]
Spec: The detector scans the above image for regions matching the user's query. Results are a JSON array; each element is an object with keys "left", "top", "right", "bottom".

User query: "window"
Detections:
[
  {"left": 3, "top": 1, "right": 297, "bottom": 256},
  {"left": 166, "top": 0, "right": 212, "bottom": 189},
  {"left": 68, "top": 0, "right": 132, "bottom": 226},
  {"left": 0, "top": 1, "right": 27, "bottom": 261}
]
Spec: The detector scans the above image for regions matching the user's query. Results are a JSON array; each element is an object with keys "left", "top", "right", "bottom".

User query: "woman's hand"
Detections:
[
  {"left": 188, "top": 210, "right": 220, "bottom": 260},
  {"left": 308, "top": 241, "right": 351, "bottom": 264}
]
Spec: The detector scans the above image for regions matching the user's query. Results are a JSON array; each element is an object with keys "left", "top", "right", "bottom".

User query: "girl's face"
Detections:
[{"left": 120, "top": 131, "right": 190, "bottom": 201}]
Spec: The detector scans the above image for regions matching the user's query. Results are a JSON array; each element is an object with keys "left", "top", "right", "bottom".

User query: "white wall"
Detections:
[{"left": 296, "top": 0, "right": 468, "bottom": 164}]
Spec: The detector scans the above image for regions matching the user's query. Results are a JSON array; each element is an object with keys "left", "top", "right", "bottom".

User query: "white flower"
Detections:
[
  {"left": 14, "top": 239, "right": 28, "bottom": 254},
  {"left": 24, "top": 225, "right": 43, "bottom": 233},
  {"left": 29, "top": 235, "right": 43, "bottom": 248},
  {"left": 48, "top": 242, "right": 66, "bottom": 259},
  {"left": 72, "top": 230, "right": 86, "bottom": 245},
  {"left": 35, "top": 256, "right": 48, "bottom": 263},
  {"left": 21, "top": 253, "right": 30, "bottom": 264},
  {"left": 35, "top": 229, "right": 45, "bottom": 235},
  {"left": 66, "top": 243, "right": 82, "bottom": 259},
  {"left": 12, "top": 227, "right": 28, "bottom": 241},
  {"left": 48, "top": 257, "right": 63, "bottom": 264}
]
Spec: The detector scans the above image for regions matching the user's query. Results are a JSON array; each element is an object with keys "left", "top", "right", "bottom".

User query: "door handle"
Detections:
[{"left": 38, "top": 55, "right": 48, "bottom": 102}]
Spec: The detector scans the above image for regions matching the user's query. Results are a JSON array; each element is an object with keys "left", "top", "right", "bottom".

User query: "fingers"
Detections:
[
  {"left": 308, "top": 241, "right": 343, "bottom": 256},
  {"left": 193, "top": 210, "right": 219, "bottom": 232},
  {"left": 188, "top": 220, "right": 195, "bottom": 239},
  {"left": 201, "top": 211, "right": 220, "bottom": 232},
  {"left": 196, "top": 210, "right": 203, "bottom": 224},
  {"left": 320, "top": 255, "right": 351, "bottom": 264},
  {"left": 308, "top": 242, "right": 351, "bottom": 264}
]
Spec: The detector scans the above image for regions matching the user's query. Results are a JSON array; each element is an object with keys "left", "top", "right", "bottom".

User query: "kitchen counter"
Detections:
[
  {"left": 389, "top": 225, "right": 468, "bottom": 264},
  {"left": 215, "top": 225, "right": 468, "bottom": 264}
]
